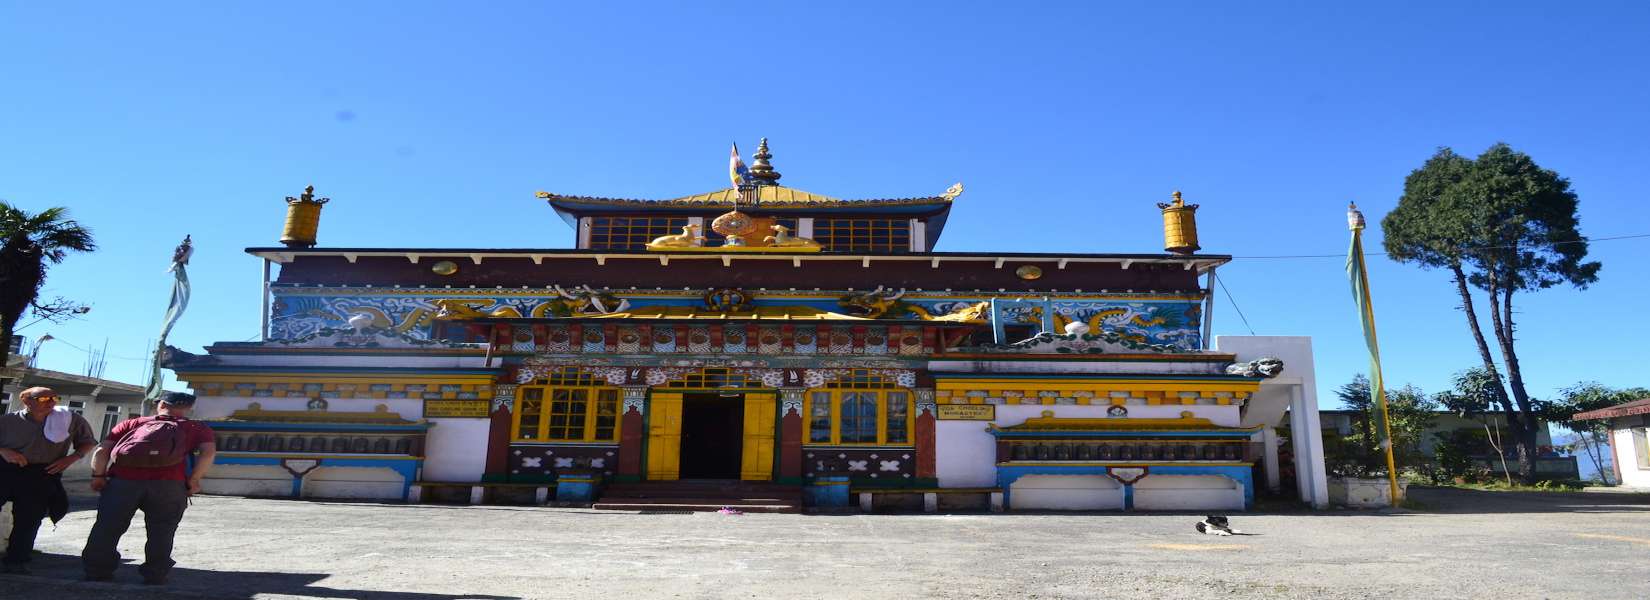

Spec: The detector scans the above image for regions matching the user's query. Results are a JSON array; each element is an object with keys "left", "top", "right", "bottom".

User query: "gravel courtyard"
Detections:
[{"left": 3, "top": 480, "right": 1648, "bottom": 600}]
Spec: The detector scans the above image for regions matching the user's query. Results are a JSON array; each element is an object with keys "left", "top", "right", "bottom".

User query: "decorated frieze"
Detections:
[{"left": 934, "top": 379, "right": 1255, "bottom": 406}]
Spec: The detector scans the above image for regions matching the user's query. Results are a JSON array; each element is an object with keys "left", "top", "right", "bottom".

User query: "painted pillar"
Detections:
[
  {"left": 778, "top": 388, "right": 805, "bottom": 484},
  {"left": 485, "top": 384, "right": 516, "bottom": 482},
  {"left": 618, "top": 385, "right": 647, "bottom": 482},
  {"left": 915, "top": 389, "right": 937, "bottom": 482}
]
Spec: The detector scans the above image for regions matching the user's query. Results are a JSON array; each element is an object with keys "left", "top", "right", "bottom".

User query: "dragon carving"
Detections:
[
  {"left": 838, "top": 286, "right": 906, "bottom": 318},
  {"left": 553, "top": 285, "right": 630, "bottom": 315}
]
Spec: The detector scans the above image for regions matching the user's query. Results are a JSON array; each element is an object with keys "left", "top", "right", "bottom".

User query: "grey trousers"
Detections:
[{"left": 81, "top": 478, "right": 189, "bottom": 580}]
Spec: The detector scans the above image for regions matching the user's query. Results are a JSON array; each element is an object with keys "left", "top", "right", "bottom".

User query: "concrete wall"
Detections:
[{"left": 935, "top": 403, "right": 1241, "bottom": 488}]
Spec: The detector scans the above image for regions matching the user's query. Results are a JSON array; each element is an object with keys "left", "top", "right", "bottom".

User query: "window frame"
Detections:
[
  {"left": 811, "top": 217, "right": 913, "bottom": 253},
  {"left": 802, "top": 371, "right": 914, "bottom": 446},
  {"left": 587, "top": 216, "right": 691, "bottom": 251},
  {"left": 1633, "top": 427, "right": 1649, "bottom": 470},
  {"left": 510, "top": 369, "right": 622, "bottom": 443}
]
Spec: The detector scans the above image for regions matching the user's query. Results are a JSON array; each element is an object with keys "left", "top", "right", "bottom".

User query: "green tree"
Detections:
[
  {"left": 0, "top": 202, "right": 96, "bottom": 388},
  {"left": 1435, "top": 367, "right": 1516, "bottom": 485},
  {"left": 1329, "top": 374, "right": 1438, "bottom": 477},
  {"left": 1545, "top": 382, "right": 1649, "bottom": 485},
  {"left": 1381, "top": 143, "right": 1600, "bottom": 482}
]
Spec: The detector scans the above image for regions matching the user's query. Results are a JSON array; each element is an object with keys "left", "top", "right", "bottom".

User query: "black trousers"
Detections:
[
  {"left": 80, "top": 478, "right": 189, "bottom": 580},
  {"left": 0, "top": 465, "right": 53, "bottom": 565}
]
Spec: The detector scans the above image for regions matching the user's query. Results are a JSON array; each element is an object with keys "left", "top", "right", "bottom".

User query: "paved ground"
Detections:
[{"left": 3, "top": 479, "right": 1649, "bottom": 600}]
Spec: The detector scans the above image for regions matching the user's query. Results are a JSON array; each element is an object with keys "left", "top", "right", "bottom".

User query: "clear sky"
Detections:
[{"left": 3, "top": 2, "right": 1647, "bottom": 411}]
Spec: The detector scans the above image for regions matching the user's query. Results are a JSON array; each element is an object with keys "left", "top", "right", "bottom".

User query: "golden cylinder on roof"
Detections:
[
  {"left": 1157, "top": 190, "right": 1201, "bottom": 254},
  {"left": 280, "top": 185, "right": 329, "bottom": 248}
]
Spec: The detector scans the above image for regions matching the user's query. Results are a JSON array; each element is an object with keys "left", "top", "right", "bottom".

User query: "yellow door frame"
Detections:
[{"left": 643, "top": 387, "right": 781, "bottom": 482}]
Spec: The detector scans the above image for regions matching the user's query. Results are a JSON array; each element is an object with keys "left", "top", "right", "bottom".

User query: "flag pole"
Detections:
[{"left": 1347, "top": 204, "right": 1401, "bottom": 506}]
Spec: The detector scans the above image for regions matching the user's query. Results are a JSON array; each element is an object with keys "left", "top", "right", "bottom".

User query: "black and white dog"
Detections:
[{"left": 1194, "top": 515, "right": 1240, "bottom": 536}]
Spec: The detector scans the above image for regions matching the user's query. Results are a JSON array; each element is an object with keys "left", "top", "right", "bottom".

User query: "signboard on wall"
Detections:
[
  {"left": 936, "top": 404, "right": 996, "bottom": 421},
  {"left": 424, "top": 399, "right": 490, "bottom": 418}
]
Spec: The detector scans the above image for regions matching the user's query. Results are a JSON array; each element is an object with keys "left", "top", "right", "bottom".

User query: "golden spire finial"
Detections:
[
  {"left": 1171, "top": 190, "right": 1183, "bottom": 206},
  {"left": 748, "top": 137, "right": 781, "bottom": 185}
]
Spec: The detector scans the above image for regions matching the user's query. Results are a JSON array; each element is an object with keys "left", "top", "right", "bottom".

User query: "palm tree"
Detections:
[{"left": 0, "top": 202, "right": 96, "bottom": 385}]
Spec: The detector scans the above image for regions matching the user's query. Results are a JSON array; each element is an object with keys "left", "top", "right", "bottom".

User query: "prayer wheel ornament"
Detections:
[
  {"left": 1158, "top": 190, "right": 1201, "bottom": 255},
  {"left": 281, "top": 185, "right": 329, "bottom": 248}
]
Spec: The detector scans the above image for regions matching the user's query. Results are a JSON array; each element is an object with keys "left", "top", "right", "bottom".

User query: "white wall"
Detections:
[
  {"left": 422, "top": 418, "right": 489, "bottom": 482},
  {"left": 192, "top": 395, "right": 425, "bottom": 419},
  {"left": 935, "top": 403, "right": 1242, "bottom": 488},
  {"left": 1613, "top": 426, "right": 1650, "bottom": 489}
]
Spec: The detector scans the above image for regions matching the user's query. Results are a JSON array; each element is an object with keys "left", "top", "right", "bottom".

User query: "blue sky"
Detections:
[{"left": 3, "top": 2, "right": 1648, "bottom": 415}]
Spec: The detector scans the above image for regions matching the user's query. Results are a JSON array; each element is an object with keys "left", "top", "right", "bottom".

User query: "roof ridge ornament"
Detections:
[
  {"left": 942, "top": 182, "right": 964, "bottom": 201},
  {"left": 748, "top": 137, "right": 781, "bottom": 185}
]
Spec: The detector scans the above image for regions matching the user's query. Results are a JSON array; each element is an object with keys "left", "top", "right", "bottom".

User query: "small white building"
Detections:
[{"left": 1573, "top": 398, "right": 1650, "bottom": 489}]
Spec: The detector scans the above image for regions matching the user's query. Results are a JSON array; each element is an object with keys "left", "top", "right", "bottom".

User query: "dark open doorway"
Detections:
[{"left": 680, "top": 393, "right": 745, "bottom": 479}]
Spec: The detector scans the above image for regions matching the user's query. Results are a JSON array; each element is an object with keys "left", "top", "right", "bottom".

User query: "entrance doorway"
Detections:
[{"left": 679, "top": 393, "right": 745, "bottom": 479}]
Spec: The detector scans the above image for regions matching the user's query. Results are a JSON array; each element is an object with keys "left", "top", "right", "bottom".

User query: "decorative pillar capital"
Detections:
[
  {"left": 915, "top": 388, "right": 937, "bottom": 416},
  {"left": 491, "top": 384, "right": 517, "bottom": 412},
  {"left": 621, "top": 385, "right": 649, "bottom": 415},
  {"left": 779, "top": 387, "right": 807, "bottom": 415}
]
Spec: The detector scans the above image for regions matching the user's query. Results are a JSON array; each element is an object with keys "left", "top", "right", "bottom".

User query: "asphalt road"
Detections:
[{"left": 3, "top": 483, "right": 1648, "bottom": 600}]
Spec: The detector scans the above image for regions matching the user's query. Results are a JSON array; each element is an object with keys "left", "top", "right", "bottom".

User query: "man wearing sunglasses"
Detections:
[{"left": 0, "top": 386, "right": 98, "bottom": 575}]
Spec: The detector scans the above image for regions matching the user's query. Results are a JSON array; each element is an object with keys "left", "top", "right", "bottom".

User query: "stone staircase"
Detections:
[{"left": 593, "top": 480, "right": 804, "bottom": 513}]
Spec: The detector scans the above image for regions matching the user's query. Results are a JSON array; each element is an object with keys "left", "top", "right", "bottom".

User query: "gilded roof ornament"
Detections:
[
  {"left": 942, "top": 182, "right": 964, "bottom": 202},
  {"left": 747, "top": 137, "right": 781, "bottom": 185}
]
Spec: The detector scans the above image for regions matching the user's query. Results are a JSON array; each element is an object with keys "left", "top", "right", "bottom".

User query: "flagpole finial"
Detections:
[
  {"left": 748, "top": 137, "right": 781, "bottom": 185},
  {"left": 1347, "top": 202, "right": 1366, "bottom": 231}
]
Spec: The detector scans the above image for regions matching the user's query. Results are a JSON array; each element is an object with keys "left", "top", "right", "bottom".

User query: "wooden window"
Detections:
[
  {"left": 511, "top": 368, "right": 620, "bottom": 442},
  {"left": 661, "top": 367, "right": 756, "bottom": 389},
  {"left": 801, "top": 370, "right": 914, "bottom": 445},
  {"left": 588, "top": 216, "right": 690, "bottom": 251},
  {"left": 812, "top": 218, "right": 912, "bottom": 253}
]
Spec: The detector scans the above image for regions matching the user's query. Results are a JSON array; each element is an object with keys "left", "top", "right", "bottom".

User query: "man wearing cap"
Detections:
[
  {"left": 0, "top": 386, "right": 98, "bottom": 575},
  {"left": 81, "top": 392, "right": 215, "bottom": 585}
]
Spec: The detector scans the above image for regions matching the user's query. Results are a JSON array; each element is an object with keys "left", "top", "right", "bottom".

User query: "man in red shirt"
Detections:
[{"left": 81, "top": 392, "right": 216, "bottom": 585}]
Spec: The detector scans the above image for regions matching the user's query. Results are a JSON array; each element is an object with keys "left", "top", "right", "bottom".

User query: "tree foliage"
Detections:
[
  {"left": 0, "top": 201, "right": 96, "bottom": 378},
  {"left": 1380, "top": 143, "right": 1600, "bottom": 481},
  {"left": 1327, "top": 374, "right": 1438, "bottom": 478}
]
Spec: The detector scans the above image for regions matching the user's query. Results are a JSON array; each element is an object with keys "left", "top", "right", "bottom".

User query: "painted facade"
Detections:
[
  {"left": 1573, "top": 398, "right": 1650, "bottom": 489},
  {"left": 168, "top": 141, "right": 1327, "bottom": 511}
]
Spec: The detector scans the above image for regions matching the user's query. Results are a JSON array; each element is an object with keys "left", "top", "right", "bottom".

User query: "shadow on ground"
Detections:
[
  {"left": 1402, "top": 485, "right": 1650, "bottom": 514},
  {"left": 0, "top": 552, "right": 517, "bottom": 600}
]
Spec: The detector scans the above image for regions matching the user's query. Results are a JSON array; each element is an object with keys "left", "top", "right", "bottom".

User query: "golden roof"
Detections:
[
  {"left": 537, "top": 183, "right": 962, "bottom": 209},
  {"left": 587, "top": 306, "right": 869, "bottom": 320}
]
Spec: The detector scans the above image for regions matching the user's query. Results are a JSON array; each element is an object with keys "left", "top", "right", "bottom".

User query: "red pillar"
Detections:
[
  {"left": 779, "top": 392, "right": 804, "bottom": 483},
  {"left": 486, "top": 402, "right": 512, "bottom": 482},
  {"left": 618, "top": 406, "right": 644, "bottom": 481},
  {"left": 916, "top": 407, "right": 937, "bottom": 481}
]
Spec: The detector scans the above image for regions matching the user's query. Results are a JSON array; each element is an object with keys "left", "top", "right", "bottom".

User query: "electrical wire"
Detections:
[
  {"left": 1215, "top": 275, "right": 1256, "bottom": 335},
  {"left": 1230, "top": 232, "right": 1650, "bottom": 260}
]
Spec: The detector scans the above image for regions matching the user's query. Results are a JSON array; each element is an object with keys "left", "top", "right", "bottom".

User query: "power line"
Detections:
[
  {"left": 1230, "top": 232, "right": 1650, "bottom": 260},
  {"left": 1215, "top": 274, "right": 1256, "bottom": 335}
]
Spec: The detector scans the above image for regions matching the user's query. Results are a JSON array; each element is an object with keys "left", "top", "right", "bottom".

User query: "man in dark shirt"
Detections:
[
  {"left": 0, "top": 386, "right": 98, "bottom": 575},
  {"left": 81, "top": 392, "right": 215, "bottom": 585}
]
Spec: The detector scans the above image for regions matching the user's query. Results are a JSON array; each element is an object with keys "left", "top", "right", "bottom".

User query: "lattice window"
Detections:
[
  {"left": 812, "top": 218, "right": 911, "bottom": 253},
  {"left": 588, "top": 216, "right": 690, "bottom": 250},
  {"left": 803, "top": 371, "right": 913, "bottom": 445},
  {"left": 661, "top": 367, "right": 757, "bottom": 389},
  {"left": 513, "top": 368, "right": 620, "bottom": 442}
]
